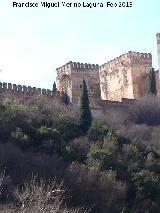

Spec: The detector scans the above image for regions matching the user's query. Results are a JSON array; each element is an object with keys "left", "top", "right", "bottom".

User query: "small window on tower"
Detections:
[
  {"left": 80, "top": 84, "right": 82, "bottom": 89},
  {"left": 91, "top": 86, "right": 93, "bottom": 91}
]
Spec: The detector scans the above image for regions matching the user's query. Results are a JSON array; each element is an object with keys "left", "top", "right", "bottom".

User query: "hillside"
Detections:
[{"left": 0, "top": 95, "right": 160, "bottom": 212}]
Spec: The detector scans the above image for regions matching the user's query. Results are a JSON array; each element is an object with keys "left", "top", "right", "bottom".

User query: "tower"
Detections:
[
  {"left": 157, "top": 33, "right": 160, "bottom": 68},
  {"left": 99, "top": 51, "right": 152, "bottom": 101},
  {"left": 56, "top": 62, "right": 101, "bottom": 106}
]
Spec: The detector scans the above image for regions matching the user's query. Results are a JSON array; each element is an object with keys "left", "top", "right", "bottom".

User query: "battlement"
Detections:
[
  {"left": 70, "top": 62, "right": 99, "bottom": 70},
  {"left": 0, "top": 82, "right": 55, "bottom": 96},
  {"left": 56, "top": 61, "right": 99, "bottom": 73},
  {"left": 156, "top": 32, "right": 160, "bottom": 39},
  {"left": 100, "top": 51, "right": 152, "bottom": 69}
]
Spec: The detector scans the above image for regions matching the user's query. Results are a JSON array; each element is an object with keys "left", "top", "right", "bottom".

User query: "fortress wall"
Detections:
[
  {"left": 99, "top": 52, "right": 134, "bottom": 101},
  {"left": 99, "top": 52, "right": 152, "bottom": 102},
  {"left": 91, "top": 98, "right": 134, "bottom": 124},
  {"left": 70, "top": 62, "right": 101, "bottom": 106},
  {"left": 157, "top": 33, "right": 160, "bottom": 68},
  {"left": 56, "top": 62, "right": 73, "bottom": 102},
  {"left": 56, "top": 62, "right": 72, "bottom": 89},
  {"left": 155, "top": 69, "right": 160, "bottom": 94},
  {"left": 130, "top": 53, "right": 152, "bottom": 99},
  {"left": 0, "top": 82, "right": 57, "bottom": 102},
  {"left": 56, "top": 61, "right": 101, "bottom": 105}
]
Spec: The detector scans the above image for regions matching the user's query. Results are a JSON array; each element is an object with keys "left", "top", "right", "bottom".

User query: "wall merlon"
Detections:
[
  {"left": 18, "top": 85, "right": 22, "bottom": 91},
  {"left": 3, "top": 83, "right": 7, "bottom": 89},
  {"left": 100, "top": 51, "right": 152, "bottom": 69},
  {"left": 56, "top": 61, "right": 99, "bottom": 73},
  {"left": 71, "top": 62, "right": 99, "bottom": 70},
  {"left": 32, "top": 87, "right": 37, "bottom": 93},
  {"left": 13, "top": 84, "right": 17, "bottom": 91},
  {"left": 42, "top": 89, "right": 46, "bottom": 94},
  {"left": 8, "top": 83, "right": 12, "bottom": 90},
  {"left": 0, "top": 82, "right": 56, "bottom": 98},
  {"left": 28, "top": 86, "right": 32, "bottom": 92},
  {"left": 23, "top": 85, "right": 27, "bottom": 92},
  {"left": 156, "top": 32, "right": 160, "bottom": 39},
  {"left": 37, "top": 88, "right": 41, "bottom": 94}
]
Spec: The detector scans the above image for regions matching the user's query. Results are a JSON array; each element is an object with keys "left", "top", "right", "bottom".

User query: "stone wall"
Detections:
[
  {"left": 130, "top": 52, "right": 152, "bottom": 99},
  {"left": 56, "top": 62, "right": 72, "bottom": 102},
  {"left": 155, "top": 69, "right": 160, "bottom": 94},
  {"left": 56, "top": 61, "right": 101, "bottom": 106},
  {"left": 157, "top": 33, "right": 160, "bottom": 68},
  {"left": 0, "top": 82, "right": 57, "bottom": 103},
  {"left": 99, "top": 51, "right": 152, "bottom": 101}
]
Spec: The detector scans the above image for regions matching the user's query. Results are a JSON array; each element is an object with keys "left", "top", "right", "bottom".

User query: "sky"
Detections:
[{"left": 0, "top": 0, "right": 160, "bottom": 89}]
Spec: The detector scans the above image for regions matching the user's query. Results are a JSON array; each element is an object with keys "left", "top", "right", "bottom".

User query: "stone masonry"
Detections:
[
  {"left": 56, "top": 62, "right": 101, "bottom": 106},
  {"left": 157, "top": 33, "right": 160, "bottom": 68},
  {"left": 99, "top": 52, "right": 152, "bottom": 101},
  {"left": 0, "top": 33, "right": 160, "bottom": 107},
  {"left": 56, "top": 51, "right": 152, "bottom": 104},
  {"left": 56, "top": 33, "right": 160, "bottom": 105}
]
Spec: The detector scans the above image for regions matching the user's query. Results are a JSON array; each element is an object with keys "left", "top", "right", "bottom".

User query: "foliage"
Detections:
[
  {"left": 148, "top": 68, "right": 157, "bottom": 95},
  {"left": 79, "top": 79, "right": 92, "bottom": 134},
  {"left": 66, "top": 163, "right": 126, "bottom": 213},
  {"left": 0, "top": 173, "right": 88, "bottom": 213},
  {"left": 53, "top": 81, "right": 57, "bottom": 92},
  {"left": 87, "top": 121, "right": 108, "bottom": 142},
  {"left": 0, "top": 96, "right": 160, "bottom": 212}
]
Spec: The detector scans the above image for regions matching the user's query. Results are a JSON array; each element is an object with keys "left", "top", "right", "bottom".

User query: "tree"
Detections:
[
  {"left": 148, "top": 68, "right": 157, "bottom": 95},
  {"left": 61, "top": 91, "right": 70, "bottom": 105},
  {"left": 79, "top": 79, "right": 92, "bottom": 134},
  {"left": 53, "top": 81, "right": 57, "bottom": 92}
]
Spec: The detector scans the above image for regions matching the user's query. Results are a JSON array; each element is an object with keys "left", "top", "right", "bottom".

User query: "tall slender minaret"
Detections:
[{"left": 156, "top": 33, "right": 160, "bottom": 68}]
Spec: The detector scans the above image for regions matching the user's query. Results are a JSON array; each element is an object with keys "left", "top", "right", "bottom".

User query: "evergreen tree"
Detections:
[
  {"left": 80, "top": 79, "right": 92, "bottom": 134},
  {"left": 53, "top": 81, "right": 57, "bottom": 92},
  {"left": 149, "top": 68, "right": 157, "bottom": 95},
  {"left": 61, "top": 91, "right": 69, "bottom": 105}
]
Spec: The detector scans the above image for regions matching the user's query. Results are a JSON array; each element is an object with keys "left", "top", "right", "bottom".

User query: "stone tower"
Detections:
[
  {"left": 99, "top": 51, "right": 152, "bottom": 101},
  {"left": 56, "top": 62, "right": 101, "bottom": 106},
  {"left": 157, "top": 33, "right": 160, "bottom": 68}
]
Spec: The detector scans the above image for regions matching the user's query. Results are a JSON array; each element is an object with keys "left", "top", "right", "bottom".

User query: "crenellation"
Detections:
[
  {"left": 37, "top": 88, "right": 41, "bottom": 94},
  {"left": 0, "top": 33, "right": 159, "bottom": 106},
  {"left": 100, "top": 51, "right": 152, "bottom": 70},
  {"left": 157, "top": 32, "right": 160, "bottom": 68},
  {"left": 18, "top": 85, "right": 22, "bottom": 92},
  {"left": 8, "top": 83, "right": 12, "bottom": 90},
  {"left": 0, "top": 81, "right": 58, "bottom": 103},
  {"left": 32, "top": 87, "right": 37, "bottom": 94},
  {"left": 13, "top": 84, "right": 17, "bottom": 91},
  {"left": 3, "top": 83, "right": 7, "bottom": 89},
  {"left": 156, "top": 32, "right": 160, "bottom": 38},
  {"left": 28, "top": 86, "right": 32, "bottom": 92},
  {"left": 47, "top": 89, "right": 52, "bottom": 96},
  {"left": 23, "top": 85, "right": 27, "bottom": 92},
  {"left": 42, "top": 89, "right": 46, "bottom": 94}
]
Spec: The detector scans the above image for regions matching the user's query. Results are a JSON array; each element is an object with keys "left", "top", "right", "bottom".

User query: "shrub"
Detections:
[
  {"left": 68, "top": 137, "right": 90, "bottom": 162},
  {"left": 66, "top": 163, "right": 126, "bottom": 213},
  {"left": 87, "top": 122, "right": 108, "bottom": 142},
  {"left": 11, "top": 128, "right": 31, "bottom": 149}
]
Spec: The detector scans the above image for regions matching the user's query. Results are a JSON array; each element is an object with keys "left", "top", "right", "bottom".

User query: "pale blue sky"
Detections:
[{"left": 0, "top": 0, "right": 159, "bottom": 89}]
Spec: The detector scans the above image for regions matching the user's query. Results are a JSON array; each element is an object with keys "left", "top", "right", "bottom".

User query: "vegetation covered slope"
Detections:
[{"left": 0, "top": 95, "right": 160, "bottom": 212}]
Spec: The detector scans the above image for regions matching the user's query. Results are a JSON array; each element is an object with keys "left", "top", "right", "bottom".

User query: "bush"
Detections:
[
  {"left": 56, "top": 120, "right": 81, "bottom": 141},
  {"left": 0, "top": 173, "right": 88, "bottom": 213},
  {"left": 66, "top": 163, "right": 126, "bottom": 213},
  {"left": 87, "top": 122, "right": 108, "bottom": 142},
  {"left": 68, "top": 137, "right": 90, "bottom": 162}
]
